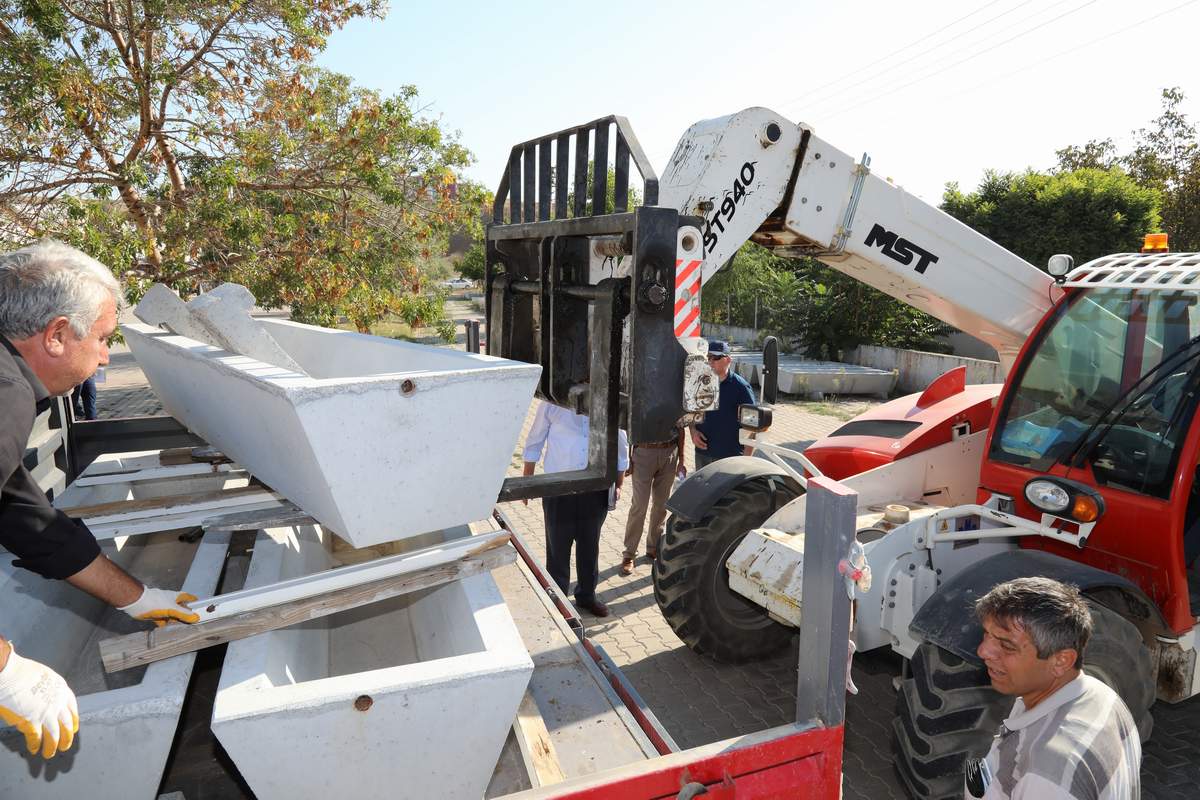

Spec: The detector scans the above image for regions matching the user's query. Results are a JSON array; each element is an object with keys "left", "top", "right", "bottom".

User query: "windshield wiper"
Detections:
[{"left": 1061, "top": 338, "right": 1200, "bottom": 469}]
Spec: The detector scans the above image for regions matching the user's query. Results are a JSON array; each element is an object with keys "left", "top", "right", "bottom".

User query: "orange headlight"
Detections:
[{"left": 1071, "top": 494, "right": 1100, "bottom": 523}]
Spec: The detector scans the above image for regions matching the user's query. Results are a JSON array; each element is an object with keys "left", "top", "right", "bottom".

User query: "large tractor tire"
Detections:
[
  {"left": 893, "top": 600, "right": 1156, "bottom": 799},
  {"left": 1081, "top": 600, "right": 1155, "bottom": 742},
  {"left": 653, "top": 477, "right": 800, "bottom": 662},
  {"left": 892, "top": 643, "right": 1008, "bottom": 800}
]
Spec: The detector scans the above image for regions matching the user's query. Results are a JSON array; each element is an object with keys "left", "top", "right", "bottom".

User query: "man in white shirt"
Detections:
[
  {"left": 522, "top": 401, "right": 628, "bottom": 617},
  {"left": 969, "top": 577, "right": 1141, "bottom": 799}
]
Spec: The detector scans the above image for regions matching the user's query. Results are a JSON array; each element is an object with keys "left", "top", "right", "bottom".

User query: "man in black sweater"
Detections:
[{"left": 0, "top": 240, "right": 200, "bottom": 760}]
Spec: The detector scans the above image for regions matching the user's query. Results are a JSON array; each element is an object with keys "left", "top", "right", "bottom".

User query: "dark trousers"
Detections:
[
  {"left": 542, "top": 489, "right": 608, "bottom": 604},
  {"left": 71, "top": 376, "right": 97, "bottom": 420},
  {"left": 694, "top": 450, "right": 717, "bottom": 469}
]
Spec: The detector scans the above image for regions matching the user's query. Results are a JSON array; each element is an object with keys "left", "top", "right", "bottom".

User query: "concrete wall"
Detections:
[
  {"left": 699, "top": 322, "right": 758, "bottom": 346},
  {"left": 849, "top": 345, "right": 1002, "bottom": 394}
]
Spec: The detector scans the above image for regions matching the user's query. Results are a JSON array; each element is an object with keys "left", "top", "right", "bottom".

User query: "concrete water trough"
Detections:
[
  {"left": 212, "top": 523, "right": 533, "bottom": 800},
  {"left": 733, "top": 351, "right": 897, "bottom": 400},
  {"left": 124, "top": 284, "right": 541, "bottom": 548},
  {"left": 0, "top": 468, "right": 229, "bottom": 798}
]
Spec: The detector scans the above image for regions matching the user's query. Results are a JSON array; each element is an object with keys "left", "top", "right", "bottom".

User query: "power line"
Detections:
[
  {"left": 936, "top": 0, "right": 1200, "bottom": 106},
  {"left": 820, "top": 0, "right": 1101, "bottom": 120},
  {"left": 784, "top": 0, "right": 1038, "bottom": 114},
  {"left": 802, "top": 0, "right": 1083, "bottom": 118}
]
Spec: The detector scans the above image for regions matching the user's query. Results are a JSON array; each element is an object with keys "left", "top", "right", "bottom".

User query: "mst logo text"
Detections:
[{"left": 863, "top": 224, "right": 939, "bottom": 274}]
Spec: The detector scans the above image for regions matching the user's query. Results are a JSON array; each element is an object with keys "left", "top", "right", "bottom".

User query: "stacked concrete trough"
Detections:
[
  {"left": 212, "top": 524, "right": 533, "bottom": 800},
  {"left": 0, "top": 462, "right": 231, "bottom": 798},
  {"left": 126, "top": 283, "right": 542, "bottom": 547},
  {"left": 119, "top": 284, "right": 540, "bottom": 795}
]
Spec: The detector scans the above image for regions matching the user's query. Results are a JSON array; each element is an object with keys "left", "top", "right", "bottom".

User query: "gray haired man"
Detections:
[
  {"left": 0, "top": 241, "right": 199, "bottom": 760},
  {"left": 970, "top": 577, "right": 1141, "bottom": 799}
]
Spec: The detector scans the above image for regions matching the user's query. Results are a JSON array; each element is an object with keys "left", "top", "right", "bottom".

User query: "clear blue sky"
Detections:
[{"left": 318, "top": 0, "right": 1200, "bottom": 204}]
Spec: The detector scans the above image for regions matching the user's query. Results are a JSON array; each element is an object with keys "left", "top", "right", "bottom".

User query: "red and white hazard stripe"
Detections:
[{"left": 674, "top": 258, "right": 702, "bottom": 338}]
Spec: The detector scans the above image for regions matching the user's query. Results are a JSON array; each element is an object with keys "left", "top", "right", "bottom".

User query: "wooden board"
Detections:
[
  {"left": 99, "top": 533, "right": 516, "bottom": 673},
  {"left": 60, "top": 485, "right": 272, "bottom": 520},
  {"left": 201, "top": 503, "right": 316, "bottom": 532},
  {"left": 513, "top": 690, "right": 566, "bottom": 788},
  {"left": 158, "top": 446, "right": 230, "bottom": 466},
  {"left": 74, "top": 462, "right": 244, "bottom": 487}
]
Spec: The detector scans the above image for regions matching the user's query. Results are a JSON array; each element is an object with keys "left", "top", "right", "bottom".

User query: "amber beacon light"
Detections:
[{"left": 1141, "top": 233, "right": 1170, "bottom": 253}]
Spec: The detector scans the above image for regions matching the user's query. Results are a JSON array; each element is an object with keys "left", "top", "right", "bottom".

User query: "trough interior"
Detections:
[
  {"left": 258, "top": 529, "right": 487, "bottom": 686},
  {"left": 2, "top": 532, "right": 200, "bottom": 694},
  {"left": 258, "top": 318, "right": 505, "bottom": 380}
]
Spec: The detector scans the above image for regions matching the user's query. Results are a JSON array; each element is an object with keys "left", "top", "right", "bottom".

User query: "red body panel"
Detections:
[
  {"left": 976, "top": 290, "right": 1199, "bottom": 634},
  {"left": 801, "top": 324, "right": 1196, "bottom": 633},
  {"left": 550, "top": 726, "right": 844, "bottom": 800},
  {"left": 804, "top": 379, "right": 1000, "bottom": 481}
]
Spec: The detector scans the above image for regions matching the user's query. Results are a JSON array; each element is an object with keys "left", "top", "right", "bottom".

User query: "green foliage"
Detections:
[
  {"left": 458, "top": 242, "right": 486, "bottom": 282},
  {"left": 0, "top": 1, "right": 487, "bottom": 335},
  {"left": 564, "top": 164, "right": 642, "bottom": 216},
  {"left": 941, "top": 168, "right": 1159, "bottom": 268},
  {"left": 702, "top": 243, "right": 951, "bottom": 360},
  {"left": 1053, "top": 88, "right": 1199, "bottom": 251}
]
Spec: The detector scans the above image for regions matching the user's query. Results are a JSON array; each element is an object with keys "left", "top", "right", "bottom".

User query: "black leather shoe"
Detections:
[{"left": 576, "top": 598, "right": 610, "bottom": 617}]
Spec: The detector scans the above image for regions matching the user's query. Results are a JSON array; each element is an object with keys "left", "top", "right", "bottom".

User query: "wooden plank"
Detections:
[
  {"left": 513, "top": 690, "right": 566, "bottom": 788},
  {"left": 192, "top": 529, "right": 513, "bottom": 622},
  {"left": 159, "top": 446, "right": 230, "bottom": 466},
  {"left": 201, "top": 503, "right": 316, "bottom": 532},
  {"left": 74, "top": 462, "right": 244, "bottom": 487},
  {"left": 85, "top": 500, "right": 284, "bottom": 541},
  {"left": 59, "top": 482, "right": 272, "bottom": 520},
  {"left": 99, "top": 534, "right": 516, "bottom": 673}
]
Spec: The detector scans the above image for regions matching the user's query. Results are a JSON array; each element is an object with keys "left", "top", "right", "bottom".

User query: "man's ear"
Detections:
[
  {"left": 1050, "top": 647, "right": 1079, "bottom": 676},
  {"left": 41, "top": 316, "right": 72, "bottom": 357}
]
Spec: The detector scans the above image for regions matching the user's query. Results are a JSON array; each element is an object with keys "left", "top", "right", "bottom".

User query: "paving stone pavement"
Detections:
[{"left": 97, "top": 340, "right": 1200, "bottom": 798}]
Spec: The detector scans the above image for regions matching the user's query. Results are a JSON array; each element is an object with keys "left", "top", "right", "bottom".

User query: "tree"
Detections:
[
  {"left": 1054, "top": 88, "right": 1199, "bottom": 252},
  {"left": 458, "top": 242, "right": 485, "bottom": 282},
  {"left": 1122, "top": 88, "right": 1200, "bottom": 251},
  {"left": 1054, "top": 139, "right": 1118, "bottom": 172},
  {"left": 702, "top": 243, "right": 952, "bottom": 360},
  {"left": 941, "top": 168, "right": 1159, "bottom": 268},
  {"left": 0, "top": 1, "right": 485, "bottom": 334},
  {"left": 564, "top": 164, "right": 641, "bottom": 216}
]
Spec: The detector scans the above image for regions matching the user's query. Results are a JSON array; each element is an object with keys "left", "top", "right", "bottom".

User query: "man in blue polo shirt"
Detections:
[{"left": 690, "top": 341, "right": 756, "bottom": 469}]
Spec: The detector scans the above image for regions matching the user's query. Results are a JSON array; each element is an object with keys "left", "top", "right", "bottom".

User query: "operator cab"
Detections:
[{"left": 983, "top": 239, "right": 1200, "bottom": 627}]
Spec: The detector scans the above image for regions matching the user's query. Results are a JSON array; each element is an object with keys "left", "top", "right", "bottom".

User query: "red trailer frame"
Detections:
[{"left": 498, "top": 477, "right": 857, "bottom": 799}]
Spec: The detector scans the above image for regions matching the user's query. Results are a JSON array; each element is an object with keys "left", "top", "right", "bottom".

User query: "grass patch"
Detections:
[
  {"left": 335, "top": 318, "right": 416, "bottom": 339},
  {"left": 787, "top": 397, "right": 881, "bottom": 421}
]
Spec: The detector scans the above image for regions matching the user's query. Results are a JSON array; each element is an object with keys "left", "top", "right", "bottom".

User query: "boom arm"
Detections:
[{"left": 659, "top": 108, "right": 1058, "bottom": 370}]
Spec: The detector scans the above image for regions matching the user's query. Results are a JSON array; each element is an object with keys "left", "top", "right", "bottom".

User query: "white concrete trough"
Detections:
[
  {"left": 123, "top": 286, "right": 541, "bottom": 548},
  {"left": 733, "top": 351, "right": 898, "bottom": 400},
  {"left": 212, "top": 523, "right": 533, "bottom": 800},
  {"left": 0, "top": 470, "right": 229, "bottom": 798}
]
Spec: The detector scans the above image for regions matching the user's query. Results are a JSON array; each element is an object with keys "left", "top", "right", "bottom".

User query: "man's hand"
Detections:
[
  {"left": 690, "top": 428, "right": 707, "bottom": 450},
  {"left": 676, "top": 460, "right": 688, "bottom": 480},
  {"left": 117, "top": 586, "right": 199, "bottom": 627},
  {"left": 0, "top": 645, "right": 78, "bottom": 758}
]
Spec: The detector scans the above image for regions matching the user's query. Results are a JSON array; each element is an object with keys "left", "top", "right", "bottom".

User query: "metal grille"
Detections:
[
  {"left": 487, "top": 116, "right": 684, "bottom": 500},
  {"left": 492, "top": 116, "right": 658, "bottom": 226},
  {"left": 1064, "top": 252, "right": 1200, "bottom": 290}
]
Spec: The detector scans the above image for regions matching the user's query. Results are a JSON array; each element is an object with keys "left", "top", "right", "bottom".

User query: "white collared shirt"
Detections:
[
  {"left": 522, "top": 401, "right": 629, "bottom": 475},
  {"left": 977, "top": 673, "right": 1140, "bottom": 800}
]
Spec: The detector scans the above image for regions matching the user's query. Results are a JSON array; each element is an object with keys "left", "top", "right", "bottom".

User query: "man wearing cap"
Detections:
[{"left": 690, "top": 340, "right": 756, "bottom": 469}]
